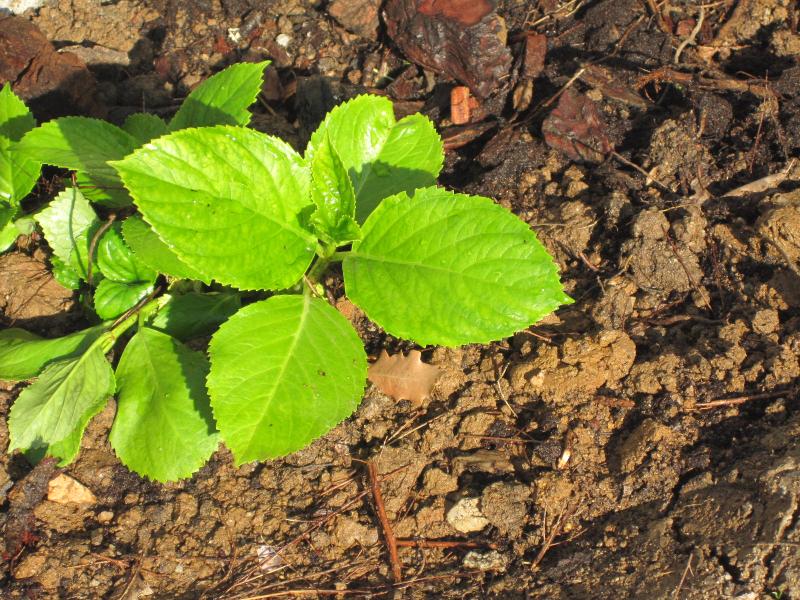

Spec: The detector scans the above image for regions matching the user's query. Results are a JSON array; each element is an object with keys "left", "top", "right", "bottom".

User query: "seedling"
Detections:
[{"left": 1, "top": 62, "right": 571, "bottom": 481}]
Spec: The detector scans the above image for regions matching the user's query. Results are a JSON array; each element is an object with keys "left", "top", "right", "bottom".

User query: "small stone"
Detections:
[
  {"left": 13, "top": 553, "right": 46, "bottom": 579},
  {"left": 47, "top": 474, "right": 96, "bottom": 505},
  {"left": 276, "top": 34, "right": 292, "bottom": 48},
  {"left": 446, "top": 497, "right": 489, "bottom": 533},
  {"left": 96, "top": 510, "right": 114, "bottom": 524},
  {"left": 462, "top": 549, "right": 508, "bottom": 571}
]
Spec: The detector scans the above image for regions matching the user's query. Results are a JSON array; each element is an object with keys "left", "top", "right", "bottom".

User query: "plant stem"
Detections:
[{"left": 100, "top": 293, "right": 171, "bottom": 353}]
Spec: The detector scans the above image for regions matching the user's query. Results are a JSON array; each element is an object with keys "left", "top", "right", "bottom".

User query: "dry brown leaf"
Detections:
[
  {"left": 47, "top": 473, "right": 96, "bottom": 505},
  {"left": 368, "top": 350, "right": 440, "bottom": 405}
]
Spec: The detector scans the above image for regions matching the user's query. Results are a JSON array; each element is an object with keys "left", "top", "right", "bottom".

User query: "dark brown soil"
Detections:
[{"left": 1, "top": 0, "right": 799, "bottom": 598}]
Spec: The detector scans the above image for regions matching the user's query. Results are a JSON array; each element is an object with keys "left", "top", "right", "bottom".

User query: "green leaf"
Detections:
[
  {"left": 169, "top": 61, "right": 269, "bottom": 131},
  {"left": 0, "top": 85, "right": 39, "bottom": 207},
  {"left": 121, "top": 215, "right": 207, "bottom": 282},
  {"left": 35, "top": 187, "right": 100, "bottom": 280},
  {"left": 0, "top": 83, "right": 36, "bottom": 141},
  {"left": 113, "top": 126, "right": 315, "bottom": 291},
  {"left": 94, "top": 279, "right": 154, "bottom": 320},
  {"left": 51, "top": 256, "right": 82, "bottom": 290},
  {"left": 310, "top": 132, "right": 361, "bottom": 245},
  {"left": 122, "top": 113, "right": 168, "bottom": 145},
  {"left": 207, "top": 295, "right": 367, "bottom": 464},
  {"left": 97, "top": 222, "right": 157, "bottom": 284},
  {"left": 8, "top": 345, "right": 114, "bottom": 464},
  {"left": 17, "top": 117, "right": 137, "bottom": 207},
  {"left": 306, "top": 95, "right": 443, "bottom": 223},
  {"left": 343, "top": 187, "right": 573, "bottom": 346},
  {"left": 0, "top": 216, "right": 18, "bottom": 252},
  {"left": 148, "top": 292, "right": 241, "bottom": 341},
  {"left": 0, "top": 326, "right": 105, "bottom": 381},
  {"left": 0, "top": 136, "right": 40, "bottom": 207},
  {"left": 111, "top": 327, "right": 218, "bottom": 481}
]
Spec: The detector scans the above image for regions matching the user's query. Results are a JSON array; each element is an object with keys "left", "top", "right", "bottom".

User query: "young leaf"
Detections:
[
  {"left": 169, "top": 61, "right": 269, "bottom": 131},
  {"left": 17, "top": 117, "right": 138, "bottom": 207},
  {"left": 0, "top": 84, "right": 40, "bottom": 209},
  {"left": 0, "top": 216, "right": 18, "bottom": 251},
  {"left": 207, "top": 294, "right": 367, "bottom": 464},
  {"left": 121, "top": 215, "right": 207, "bottom": 282},
  {"left": 112, "top": 126, "right": 315, "bottom": 291},
  {"left": 8, "top": 345, "right": 115, "bottom": 464},
  {"left": 310, "top": 132, "right": 361, "bottom": 245},
  {"left": 94, "top": 279, "right": 154, "bottom": 320},
  {"left": 97, "top": 222, "right": 157, "bottom": 284},
  {"left": 111, "top": 327, "right": 218, "bottom": 481},
  {"left": 0, "top": 139, "right": 39, "bottom": 210},
  {"left": 148, "top": 292, "right": 241, "bottom": 341},
  {"left": 35, "top": 187, "right": 100, "bottom": 279},
  {"left": 343, "top": 187, "right": 573, "bottom": 346},
  {"left": 122, "top": 113, "right": 168, "bottom": 145},
  {"left": 368, "top": 350, "right": 440, "bottom": 405},
  {"left": 306, "top": 95, "right": 443, "bottom": 222},
  {"left": 0, "top": 326, "right": 105, "bottom": 381},
  {"left": 0, "top": 83, "right": 36, "bottom": 141}
]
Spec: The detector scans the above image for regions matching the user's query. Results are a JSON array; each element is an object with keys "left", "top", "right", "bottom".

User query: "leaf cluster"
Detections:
[{"left": 0, "top": 63, "right": 571, "bottom": 481}]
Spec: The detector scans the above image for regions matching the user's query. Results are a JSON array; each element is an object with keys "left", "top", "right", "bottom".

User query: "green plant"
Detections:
[
  {"left": 0, "top": 62, "right": 571, "bottom": 481},
  {"left": 0, "top": 83, "right": 41, "bottom": 251}
]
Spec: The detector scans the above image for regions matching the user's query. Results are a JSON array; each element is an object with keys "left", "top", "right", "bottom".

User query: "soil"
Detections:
[{"left": 1, "top": 0, "right": 800, "bottom": 598}]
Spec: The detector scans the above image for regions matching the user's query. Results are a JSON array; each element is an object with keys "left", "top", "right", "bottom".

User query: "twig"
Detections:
[
  {"left": 395, "top": 539, "right": 498, "bottom": 550},
  {"left": 674, "top": 7, "right": 705, "bottom": 64},
  {"left": 367, "top": 461, "right": 402, "bottom": 583},
  {"left": 672, "top": 553, "right": 693, "bottom": 599},
  {"left": 530, "top": 502, "right": 575, "bottom": 571},
  {"left": 722, "top": 159, "right": 797, "bottom": 197},
  {"left": 691, "top": 389, "right": 791, "bottom": 411}
]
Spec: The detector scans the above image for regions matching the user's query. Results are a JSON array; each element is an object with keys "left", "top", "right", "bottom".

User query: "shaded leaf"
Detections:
[
  {"left": 97, "top": 222, "right": 157, "bottom": 284},
  {"left": 0, "top": 83, "right": 36, "bottom": 141},
  {"left": 17, "top": 117, "right": 137, "bottom": 206},
  {"left": 148, "top": 292, "right": 241, "bottom": 341},
  {"left": 0, "top": 326, "right": 105, "bottom": 381},
  {"left": 368, "top": 349, "right": 440, "bottom": 405},
  {"left": 35, "top": 187, "right": 100, "bottom": 280},
  {"left": 122, "top": 215, "right": 208, "bottom": 281},
  {"left": 94, "top": 279, "right": 154, "bottom": 320},
  {"left": 122, "top": 112, "right": 168, "bottom": 145},
  {"left": 8, "top": 345, "right": 114, "bottom": 465}
]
